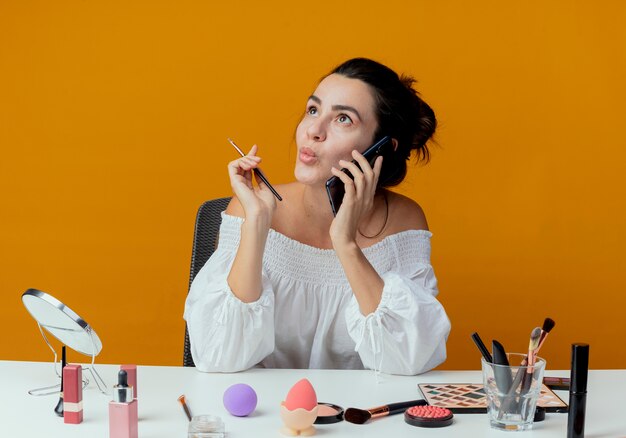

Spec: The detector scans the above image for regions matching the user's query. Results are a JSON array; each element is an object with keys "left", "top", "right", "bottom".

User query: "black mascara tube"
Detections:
[{"left": 567, "top": 343, "right": 589, "bottom": 438}]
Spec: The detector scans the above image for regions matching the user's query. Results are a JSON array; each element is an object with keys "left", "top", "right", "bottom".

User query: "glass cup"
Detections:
[
  {"left": 481, "top": 353, "right": 546, "bottom": 431},
  {"left": 188, "top": 415, "right": 225, "bottom": 438}
]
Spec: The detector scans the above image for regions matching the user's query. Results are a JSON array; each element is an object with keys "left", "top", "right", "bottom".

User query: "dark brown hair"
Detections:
[{"left": 329, "top": 58, "right": 437, "bottom": 188}]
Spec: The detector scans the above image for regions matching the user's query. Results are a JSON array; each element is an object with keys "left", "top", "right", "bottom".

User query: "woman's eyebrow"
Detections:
[{"left": 307, "top": 95, "right": 362, "bottom": 120}]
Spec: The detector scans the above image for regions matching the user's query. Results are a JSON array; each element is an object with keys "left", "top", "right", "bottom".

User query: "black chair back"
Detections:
[{"left": 183, "top": 197, "right": 232, "bottom": 367}]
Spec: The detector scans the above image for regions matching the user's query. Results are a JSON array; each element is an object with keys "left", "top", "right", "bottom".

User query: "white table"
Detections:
[{"left": 2, "top": 361, "right": 624, "bottom": 437}]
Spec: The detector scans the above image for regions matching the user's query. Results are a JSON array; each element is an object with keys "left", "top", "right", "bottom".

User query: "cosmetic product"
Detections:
[
  {"left": 178, "top": 395, "right": 193, "bottom": 422},
  {"left": 544, "top": 377, "right": 570, "bottom": 391},
  {"left": 417, "top": 383, "right": 568, "bottom": 413},
  {"left": 404, "top": 405, "right": 453, "bottom": 428},
  {"left": 54, "top": 345, "right": 66, "bottom": 417},
  {"left": 223, "top": 383, "right": 257, "bottom": 417},
  {"left": 109, "top": 370, "right": 138, "bottom": 438},
  {"left": 63, "top": 364, "right": 83, "bottom": 424},
  {"left": 314, "top": 403, "right": 344, "bottom": 424},
  {"left": 492, "top": 340, "right": 513, "bottom": 393},
  {"left": 567, "top": 343, "right": 589, "bottom": 438},
  {"left": 188, "top": 415, "right": 225, "bottom": 438},
  {"left": 121, "top": 365, "right": 137, "bottom": 400},
  {"left": 227, "top": 138, "right": 283, "bottom": 201},
  {"left": 470, "top": 332, "right": 493, "bottom": 363},
  {"left": 280, "top": 379, "right": 318, "bottom": 436},
  {"left": 344, "top": 399, "right": 427, "bottom": 425},
  {"left": 521, "top": 327, "right": 542, "bottom": 394}
]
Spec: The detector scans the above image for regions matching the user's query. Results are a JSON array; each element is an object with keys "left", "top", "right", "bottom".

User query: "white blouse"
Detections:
[{"left": 184, "top": 213, "right": 451, "bottom": 375}]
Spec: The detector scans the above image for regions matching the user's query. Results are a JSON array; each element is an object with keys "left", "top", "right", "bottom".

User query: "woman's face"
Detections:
[{"left": 294, "top": 73, "right": 379, "bottom": 185}]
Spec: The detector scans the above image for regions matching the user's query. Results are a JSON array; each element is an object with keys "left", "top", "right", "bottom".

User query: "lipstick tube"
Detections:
[
  {"left": 63, "top": 364, "right": 83, "bottom": 424},
  {"left": 109, "top": 370, "right": 138, "bottom": 438},
  {"left": 567, "top": 343, "right": 589, "bottom": 438}
]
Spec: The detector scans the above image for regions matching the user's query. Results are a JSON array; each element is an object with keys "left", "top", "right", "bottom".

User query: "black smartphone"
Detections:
[{"left": 325, "top": 136, "right": 393, "bottom": 216}]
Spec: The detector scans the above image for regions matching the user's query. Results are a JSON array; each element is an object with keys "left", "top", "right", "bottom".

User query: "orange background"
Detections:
[{"left": 1, "top": 1, "right": 625, "bottom": 371}]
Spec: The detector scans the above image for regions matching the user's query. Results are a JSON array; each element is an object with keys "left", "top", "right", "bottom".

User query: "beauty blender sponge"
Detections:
[
  {"left": 284, "top": 379, "right": 317, "bottom": 411},
  {"left": 223, "top": 383, "right": 257, "bottom": 417}
]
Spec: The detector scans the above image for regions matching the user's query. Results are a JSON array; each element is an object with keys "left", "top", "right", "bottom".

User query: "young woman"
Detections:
[{"left": 184, "top": 58, "right": 451, "bottom": 375}]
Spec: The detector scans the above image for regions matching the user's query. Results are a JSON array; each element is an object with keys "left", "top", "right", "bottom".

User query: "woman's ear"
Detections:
[{"left": 391, "top": 138, "right": 398, "bottom": 151}]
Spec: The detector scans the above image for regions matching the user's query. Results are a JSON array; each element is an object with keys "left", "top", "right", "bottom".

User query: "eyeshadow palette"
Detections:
[{"left": 418, "top": 383, "right": 568, "bottom": 414}]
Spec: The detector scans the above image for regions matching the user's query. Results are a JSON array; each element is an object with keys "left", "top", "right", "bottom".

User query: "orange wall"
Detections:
[{"left": 1, "top": 1, "right": 625, "bottom": 371}]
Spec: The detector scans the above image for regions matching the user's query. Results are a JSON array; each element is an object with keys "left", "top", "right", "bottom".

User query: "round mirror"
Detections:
[{"left": 22, "top": 288, "right": 102, "bottom": 356}]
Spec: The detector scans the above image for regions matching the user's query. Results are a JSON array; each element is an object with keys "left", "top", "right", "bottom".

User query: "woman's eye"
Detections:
[{"left": 337, "top": 114, "right": 353, "bottom": 124}]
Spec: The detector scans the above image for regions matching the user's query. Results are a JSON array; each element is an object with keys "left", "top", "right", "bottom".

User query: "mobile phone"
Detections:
[{"left": 325, "top": 136, "right": 393, "bottom": 216}]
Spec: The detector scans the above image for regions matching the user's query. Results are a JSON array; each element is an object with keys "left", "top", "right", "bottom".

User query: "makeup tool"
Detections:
[
  {"left": 520, "top": 327, "right": 542, "bottom": 394},
  {"left": 314, "top": 403, "right": 344, "bottom": 424},
  {"left": 404, "top": 405, "right": 453, "bottom": 428},
  {"left": 54, "top": 345, "right": 66, "bottom": 417},
  {"left": 344, "top": 399, "right": 427, "bottom": 425},
  {"left": 109, "top": 370, "right": 138, "bottom": 438},
  {"left": 63, "top": 364, "right": 83, "bottom": 424},
  {"left": 544, "top": 377, "right": 570, "bottom": 391},
  {"left": 418, "top": 383, "right": 567, "bottom": 413},
  {"left": 537, "top": 317, "right": 556, "bottom": 351},
  {"left": 223, "top": 383, "right": 257, "bottom": 417},
  {"left": 280, "top": 378, "right": 318, "bottom": 436},
  {"left": 227, "top": 138, "right": 283, "bottom": 201},
  {"left": 567, "top": 343, "right": 589, "bottom": 438},
  {"left": 470, "top": 332, "right": 493, "bottom": 363},
  {"left": 177, "top": 395, "right": 193, "bottom": 421},
  {"left": 492, "top": 340, "right": 513, "bottom": 393}
]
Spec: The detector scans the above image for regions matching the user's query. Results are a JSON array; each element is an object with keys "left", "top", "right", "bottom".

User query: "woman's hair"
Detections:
[{"left": 329, "top": 58, "right": 437, "bottom": 188}]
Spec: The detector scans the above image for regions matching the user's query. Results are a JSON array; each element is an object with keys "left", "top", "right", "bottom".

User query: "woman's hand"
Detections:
[
  {"left": 329, "top": 150, "right": 383, "bottom": 248},
  {"left": 227, "top": 144, "right": 277, "bottom": 226}
]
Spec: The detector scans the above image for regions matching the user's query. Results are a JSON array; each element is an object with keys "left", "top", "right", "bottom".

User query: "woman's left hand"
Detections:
[{"left": 329, "top": 150, "right": 383, "bottom": 248}]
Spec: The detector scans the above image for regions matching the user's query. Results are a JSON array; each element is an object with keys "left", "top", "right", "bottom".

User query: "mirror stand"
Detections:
[{"left": 28, "top": 322, "right": 107, "bottom": 396}]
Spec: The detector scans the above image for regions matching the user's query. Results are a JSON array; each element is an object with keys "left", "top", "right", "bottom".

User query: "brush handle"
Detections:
[
  {"left": 471, "top": 332, "right": 493, "bottom": 363},
  {"left": 386, "top": 399, "right": 427, "bottom": 415}
]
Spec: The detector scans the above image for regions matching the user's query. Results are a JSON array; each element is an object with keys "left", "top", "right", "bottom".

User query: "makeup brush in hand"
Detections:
[{"left": 344, "top": 400, "right": 427, "bottom": 424}]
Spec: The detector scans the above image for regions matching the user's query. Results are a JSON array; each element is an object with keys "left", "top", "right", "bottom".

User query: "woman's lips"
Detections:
[{"left": 299, "top": 147, "right": 317, "bottom": 165}]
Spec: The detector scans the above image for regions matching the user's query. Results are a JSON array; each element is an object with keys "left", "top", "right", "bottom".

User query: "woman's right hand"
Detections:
[{"left": 227, "top": 144, "right": 277, "bottom": 225}]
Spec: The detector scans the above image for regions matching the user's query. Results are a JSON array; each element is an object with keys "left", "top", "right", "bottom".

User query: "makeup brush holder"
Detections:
[{"left": 482, "top": 354, "right": 546, "bottom": 431}]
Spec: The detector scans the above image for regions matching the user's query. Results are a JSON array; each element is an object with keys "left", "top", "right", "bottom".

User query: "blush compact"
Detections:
[
  {"left": 404, "top": 405, "right": 454, "bottom": 428},
  {"left": 314, "top": 402, "right": 344, "bottom": 424}
]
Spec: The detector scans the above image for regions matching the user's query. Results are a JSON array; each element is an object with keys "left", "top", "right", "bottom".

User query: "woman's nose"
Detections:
[{"left": 306, "top": 118, "right": 326, "bottom": 142}]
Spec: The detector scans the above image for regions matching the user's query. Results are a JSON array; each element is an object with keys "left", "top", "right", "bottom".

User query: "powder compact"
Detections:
[
  {"left": 404, "top": 405, "right": 454, "bottom": 428},
  {"left": 314, "top": 402, "right": 344, "bottom": 424}
]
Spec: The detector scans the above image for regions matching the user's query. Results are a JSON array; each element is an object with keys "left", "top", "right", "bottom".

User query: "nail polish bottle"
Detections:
[{"left": 109, "top": 370, "right": 138, "bottom": 438}]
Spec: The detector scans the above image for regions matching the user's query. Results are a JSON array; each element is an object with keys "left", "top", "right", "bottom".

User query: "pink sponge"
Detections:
[{"left": 284, "top": 379, "right": 317, "bottom": 411}]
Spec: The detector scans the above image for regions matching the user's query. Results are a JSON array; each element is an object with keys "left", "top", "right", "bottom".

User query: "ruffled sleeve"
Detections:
[
  {"left": 345, "top": 231, "right": 451, "bottom": 375},
  {"left": 183, "top": 214, "right": 275, "bottom": 372}
]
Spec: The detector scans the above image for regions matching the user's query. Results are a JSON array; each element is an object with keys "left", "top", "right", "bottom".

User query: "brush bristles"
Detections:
[
  {"left": 344, "top": 408, "right": 372, "bottom": 425},
  {"left": 542, "top": 318, "right": 555, "bottom": 333},
  {"left": 529, "top": 327, "right": 542, "bottom": 351}
]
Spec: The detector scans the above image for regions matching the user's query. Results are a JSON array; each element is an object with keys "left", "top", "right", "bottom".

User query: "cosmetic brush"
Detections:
[
  {"left": 520, "top": 327, "right": 542, "bottom": 394},
  {"left": 344, "top": 399, "right": 427, "bottom": 424},
  {"left": 492, "top": 340, "right": 513, "bottom": 394},
  {"left": 227, "top": 138, "right": 283, "bottom": 201},
  {"left": 536, "top": 317, "right": 556, "bottom": 352},
  {"left": 471, "top": 332, "right": 493, "bottom": 363},
  {"left": 177, "top": 394, "right": 193, "bottom": 421}
]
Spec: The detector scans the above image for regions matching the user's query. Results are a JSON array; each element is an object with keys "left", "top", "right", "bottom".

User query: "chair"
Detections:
[{"left": 183, "top": 197, "right": 232, "bottom": 367}]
